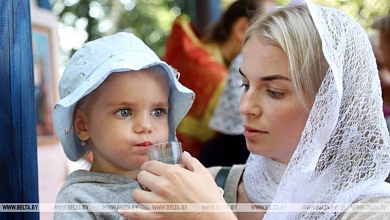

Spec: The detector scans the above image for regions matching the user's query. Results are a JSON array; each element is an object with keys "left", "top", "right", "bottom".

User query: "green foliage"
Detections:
[
  {"left": 275, "top": 0, "right": 389, "bottom": 31},
  {"left": 50, "top": 0, "right": 189, "bottom": 58},
  {"left": 51, "top": 0, "right": 389, "bottom": 60},
  {"left": 313, "top": 0, "right": 389, "bottom": 31},
  {"left": 115, "top": 0, "right": 175, "bottom": 57}
]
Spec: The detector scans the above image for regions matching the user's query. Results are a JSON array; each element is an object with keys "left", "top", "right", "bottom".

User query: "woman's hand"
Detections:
[{"left": 117, "top": 152, "right": 237, "bottom": 220}]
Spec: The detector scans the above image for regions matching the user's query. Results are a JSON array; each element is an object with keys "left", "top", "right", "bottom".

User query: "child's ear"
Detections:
[{"left": 74, "top": 108, "right": 90, "bottom": 141}]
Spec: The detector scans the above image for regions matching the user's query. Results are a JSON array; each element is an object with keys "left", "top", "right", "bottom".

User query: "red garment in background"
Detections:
[{"left": 164, "top": 16, "right": 228, "bottom": 157}]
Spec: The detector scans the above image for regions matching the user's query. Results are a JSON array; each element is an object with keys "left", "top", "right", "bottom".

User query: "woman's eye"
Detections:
[
  {"left": 240, "top": 83, "right": 249, "bottom": 91},
  {"left": 151, "top": 108, "right": 167, "bottom": 118},
  {"left": 115, "top": 109, "right": 131, "bottom": 118},
  {"left": 267, "top": 90, "right": 284, "bottom": 98}
]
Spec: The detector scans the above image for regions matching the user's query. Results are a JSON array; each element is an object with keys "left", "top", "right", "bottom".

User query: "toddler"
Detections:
[{"left": 53, "top": 32, "right": 194, "bottom": 219}]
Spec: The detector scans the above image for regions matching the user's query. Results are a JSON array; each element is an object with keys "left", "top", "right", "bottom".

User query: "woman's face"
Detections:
[{"left": 240, "top": 38, "right": 310, "bottom": 164}]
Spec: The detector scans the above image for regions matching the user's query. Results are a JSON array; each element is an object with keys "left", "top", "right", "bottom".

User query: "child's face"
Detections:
[{"left": 78, "top": 68, "right": 170, "bottom": 178}]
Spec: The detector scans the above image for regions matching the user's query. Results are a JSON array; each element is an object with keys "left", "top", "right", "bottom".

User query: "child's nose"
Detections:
[{"left": 133, "top": 114, "right": 152, "bottom": 134}]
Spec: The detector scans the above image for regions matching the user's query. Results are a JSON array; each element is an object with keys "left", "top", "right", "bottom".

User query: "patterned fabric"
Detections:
[
  {"left": 164, "top": 16, "right": 229, "bottom": 157},
  {"left": 209, "top": 54, "right": 244, "bottom": 135}
]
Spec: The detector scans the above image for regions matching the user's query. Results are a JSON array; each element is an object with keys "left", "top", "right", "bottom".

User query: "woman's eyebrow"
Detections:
[
  {"left": 238, "top": 68, "right": 246, "bottom": 78},
  {"left": 260, "top": 75, "right": 291, "bottom": 81},
  {"left": 239, "top": 68, "right": 291, "bottom": 81},
  {"left": 239, "top": 68, "right": 247, "bottom": 78}
]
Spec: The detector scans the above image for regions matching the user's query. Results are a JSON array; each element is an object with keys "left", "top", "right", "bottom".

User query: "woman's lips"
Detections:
[{"left": 243, "top": 126, "right": 267, "bottom": 139}]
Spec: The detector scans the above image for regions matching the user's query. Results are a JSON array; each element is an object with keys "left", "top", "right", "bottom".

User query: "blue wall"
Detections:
[{"left": 0, "top": 0, "right": 39, "bottom": 219}]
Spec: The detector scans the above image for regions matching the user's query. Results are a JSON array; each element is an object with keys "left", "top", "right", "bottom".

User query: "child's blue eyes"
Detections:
[
  {"left": 114, "top": 108, "right": 167, "bottom": 118},
  {"left": 151, "top": 108, "right": 167, "bottom": 118},
  {"left": 116, "top": 109, "right": 131, "bottom": 117}
]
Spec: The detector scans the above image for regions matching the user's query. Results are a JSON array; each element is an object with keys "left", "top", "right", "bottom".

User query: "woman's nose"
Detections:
[{"left": 240, "top": 91, "right": 261, "bottom": 116}]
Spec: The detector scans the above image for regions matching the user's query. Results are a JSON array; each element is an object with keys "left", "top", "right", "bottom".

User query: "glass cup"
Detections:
[{"left": 146, "top": 141, "right": 183, "bottom": 165}]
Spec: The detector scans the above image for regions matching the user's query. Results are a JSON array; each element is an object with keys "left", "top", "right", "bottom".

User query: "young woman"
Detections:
[{"left": 119, "top": 1, "right": 390, "bottom": 219}]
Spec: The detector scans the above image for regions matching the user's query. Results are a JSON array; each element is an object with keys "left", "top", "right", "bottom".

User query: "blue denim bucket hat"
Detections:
[{"left": 53, "top": 32, "right": 195, "bottom": 161}]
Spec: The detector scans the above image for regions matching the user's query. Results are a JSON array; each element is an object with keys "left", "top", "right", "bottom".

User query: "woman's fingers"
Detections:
[
  {"left": 140, "top": 151, "right": 199, "bottom": 176},
  {"left": 136, "top": 169, "right": 162, "bottom": 193},
  {"left": 141, "top": 160, "right": 171, "bottom": 175},
  {"left": 117, "top": 205, "right": 238, "bottom": 220},
  {"left": 132, "top": 187, "right": 170, "bottom": 205},
  {"left": 116, "top": 151, "right": 237, "bottom": 220},
  {"left": 118, "top": 208, "right": 161, "bottom": 220},
  {"left": 138, "top": 162, "right": 187, "bottom": 197},
  {"left": 181, "top": 151, "right": 195, "bottom": 171},
  {"left": 181, "top": 151, "right": 207, "bottom": 173}
]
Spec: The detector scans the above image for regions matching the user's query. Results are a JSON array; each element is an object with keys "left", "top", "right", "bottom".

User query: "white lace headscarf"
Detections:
[{"left": 243, "top": 0, "right": 390, "bottom": 219}]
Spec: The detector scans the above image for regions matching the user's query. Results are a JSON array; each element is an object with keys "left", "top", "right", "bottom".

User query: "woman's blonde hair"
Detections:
[{"left": 245, "top": 5, "right": 329, "bottom": 110}]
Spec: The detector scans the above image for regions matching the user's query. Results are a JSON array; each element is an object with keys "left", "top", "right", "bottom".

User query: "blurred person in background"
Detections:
[
  {"left": 373, "top": 11, "right": 390, "bottom": 182},
  {"left": 198, "top": 54, "right": 250, "bottom": 166},
  {"left": 373, "top": 11, "right": 390, "bottom": 71},
  {"left": 199, "top": 1, "right": 277, "bottom": 167},
  {"left": 164, "top": 0, "right": 272, "bottom": 157},
  {"left": 370, "top": 31, "right": 390, "bottom": 130}
]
